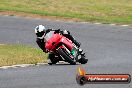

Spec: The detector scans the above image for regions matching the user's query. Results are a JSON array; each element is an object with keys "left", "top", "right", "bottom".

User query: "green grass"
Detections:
[
  {"left": 0, "top": 44, "right": 47, "bottom": 66},
  {"left": 0, "top": 0, "right": 132, "bottom": 24}
]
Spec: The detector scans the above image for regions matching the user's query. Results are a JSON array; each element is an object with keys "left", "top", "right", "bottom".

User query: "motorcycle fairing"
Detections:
[{"left": 45, "top": 31, "right": 73, "bottom": 52}]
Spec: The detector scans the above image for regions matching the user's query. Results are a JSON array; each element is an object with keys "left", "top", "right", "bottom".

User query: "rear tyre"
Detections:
[
  {"left": 57, "top": 48, "right": 76, "bottom": 65},
  {"left": 48, "top": 62, "right": 52, "bottom": 65},
  {"left": 48, "top": 53, "right": 58, "bottom": 65},
  {"left": 48, "top": 58, "right": 58, "bottom": 65}
]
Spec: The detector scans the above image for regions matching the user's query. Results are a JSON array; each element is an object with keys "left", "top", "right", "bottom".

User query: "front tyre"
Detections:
[
  {"left": 78, "top": 56, "right": 88, "bottom": 64},
  {"left": 57, "top": 48, "right": 76, "bottom": 65}
]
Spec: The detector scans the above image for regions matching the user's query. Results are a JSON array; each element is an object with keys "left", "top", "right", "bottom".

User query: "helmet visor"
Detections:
[{"left": 36, "top": 31, "right": 45, "bottom": 37}]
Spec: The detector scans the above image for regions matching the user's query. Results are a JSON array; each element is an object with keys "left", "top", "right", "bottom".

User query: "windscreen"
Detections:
[{"left": 44, "top": 31, "right": 54, "bottom": 42}]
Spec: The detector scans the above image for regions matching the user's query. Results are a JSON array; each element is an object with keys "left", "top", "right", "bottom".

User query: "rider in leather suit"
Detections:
[{"left": 35, "top": 25, "right": 81, "bottom": 64}]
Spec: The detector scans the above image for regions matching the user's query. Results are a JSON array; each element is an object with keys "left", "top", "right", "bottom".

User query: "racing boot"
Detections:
[
  {"left": 78, "top": 48, "right": 83, "bottom": 54},
  {"left": 78, "top": 48, "right": 86, "bottom": 57}
]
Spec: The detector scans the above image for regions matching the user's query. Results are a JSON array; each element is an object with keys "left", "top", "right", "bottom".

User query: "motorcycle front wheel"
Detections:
[
  {"left": 78, "top": 55, "right": 88, "bottom": 64},
  {"left": 57, "top": 48, "right": 76, "bottom": 65}
]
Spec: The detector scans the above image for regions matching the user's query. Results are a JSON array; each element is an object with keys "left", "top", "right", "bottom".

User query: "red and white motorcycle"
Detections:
[{"left": 45, "top": 31, "right": 88, "bottom": 65}]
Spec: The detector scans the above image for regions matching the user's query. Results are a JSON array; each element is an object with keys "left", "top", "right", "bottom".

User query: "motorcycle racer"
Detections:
[{"left": 35, "top": 25, "right": 82, "bottom": 64}]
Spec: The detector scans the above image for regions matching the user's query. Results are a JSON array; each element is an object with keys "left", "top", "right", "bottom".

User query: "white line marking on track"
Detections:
[
  {"left": 0, "top": 63, "right": 47, "bottom": 69},
  {"left": 13, "top": 64, "right": 34, "bottom": 67},
  {"left": 80, "top": 22, "right": 89, "bottom": 24},
  {"left": 110, "top": 24, "right": 116, "bottom": 26},
  {"left": 94, "top": 23, "right": 101, "bottom": 24},
  {"left": 37, "top": 63, "right": 48, "bottom": 65},
  {"left": 3, "top": 15, "right": 9, "bottom": 17},
  {"left": 121, "top": 25, "right": 129, "bottom": 27},
  {"left": 0, "top": 44, "right": 5, "bottom": 45}
]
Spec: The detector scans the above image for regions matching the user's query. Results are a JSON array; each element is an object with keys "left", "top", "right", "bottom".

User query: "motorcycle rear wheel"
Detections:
[{"left": 48, "top": 53, "right": 58, "bottom": 65}]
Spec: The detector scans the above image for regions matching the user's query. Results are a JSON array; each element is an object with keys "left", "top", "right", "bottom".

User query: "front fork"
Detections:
[
  {"left": 70, "top": 44, "right": 85, "bottom": 62},
  {"left": 72, "top": 44, "right": 86, "bottom": 62}
]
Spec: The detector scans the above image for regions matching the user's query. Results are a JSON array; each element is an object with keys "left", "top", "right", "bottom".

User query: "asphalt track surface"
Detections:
[{"left": 0, "top": 15, "right": 132, "bottom": 88}]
